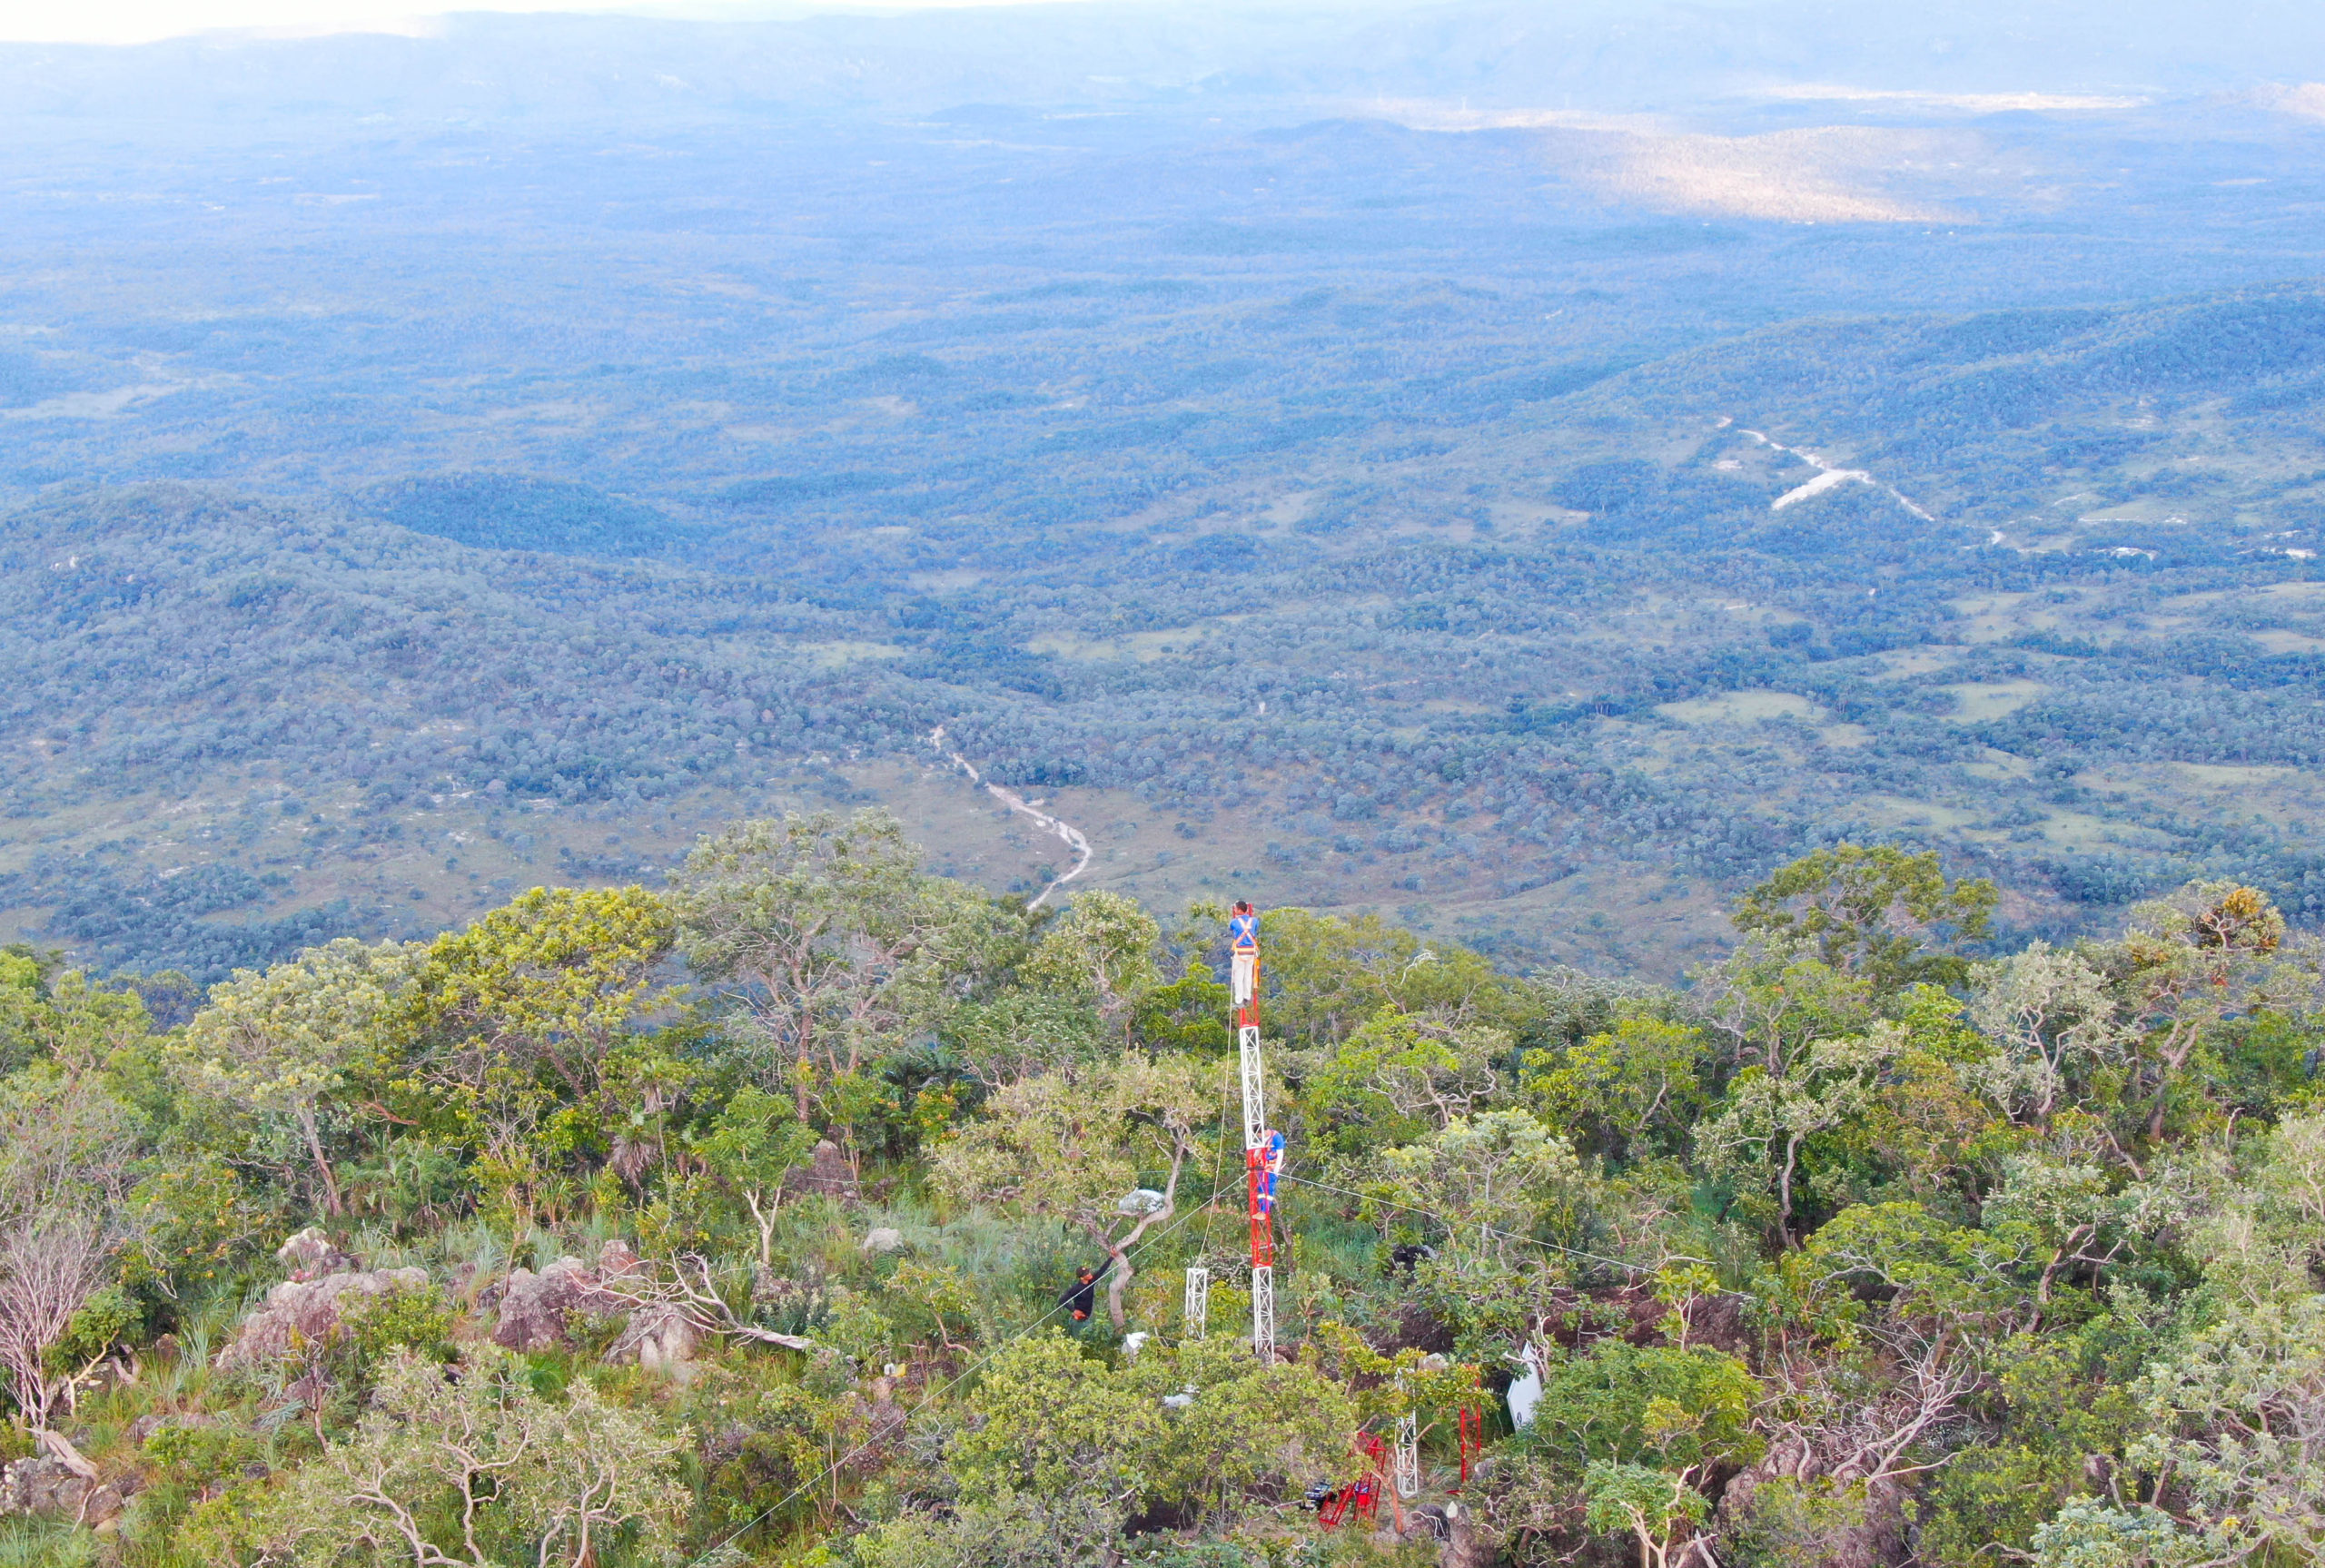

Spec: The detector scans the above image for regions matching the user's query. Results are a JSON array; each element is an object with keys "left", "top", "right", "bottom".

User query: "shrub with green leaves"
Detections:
[
  {"left": 1523, "top": 1340, "right": 1762, "bottom": 1476},
  {"left": 340, "top": 1281, "right": 455, "bottom": 1369},
  {"left": 239, "top": 1347, "right": 688, "bottom": 1568}
]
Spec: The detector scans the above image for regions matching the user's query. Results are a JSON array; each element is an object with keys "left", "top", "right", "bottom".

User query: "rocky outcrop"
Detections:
[
  {"left": 795, "top": 1139, "right": 858, "bottom": 1199},
  {"left": 218, "top": 1267, "right": 429, "bottom": 1367},
  {"left": 125, "top": 1412, "right": 211, "bottom": 1447},
  {"left": 604, "top": 1305, "right": 698, "bottom": 1369},
  {"left": 860, "top": 1227, "right": 905, "bottom": 1255},
  {"left": 494, "top": 1258, "right": 611, "bottom": 1351},
  {"left": 492, "top": 1240, "right": 642, "bottom": 1353},
  {"left": 0, "top": 1435, "right": 132, "bottom": 1528},
  {"left": 275, "top": 1227, "right": 361, "bottom": 1281},
  {"left": 1435, "top": 1499, "right": 1496, "bottom": 1568}
]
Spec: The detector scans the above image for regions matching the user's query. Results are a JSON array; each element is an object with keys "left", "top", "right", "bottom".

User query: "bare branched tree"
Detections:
[
  {"left": 592, "top": 1252, "right": 820, "bottom": 1358},
  {"left": 0, "top": 1208, "right": 117, "bottom": 1433},
  {"left": 1743, "top": 1326, "right": 1981, "bottom": 1522}
]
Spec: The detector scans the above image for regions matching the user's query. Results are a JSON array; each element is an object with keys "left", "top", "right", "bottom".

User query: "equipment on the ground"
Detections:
[{"left": 1319, "top": 1431, "right": 1397, "bottom": 1530}]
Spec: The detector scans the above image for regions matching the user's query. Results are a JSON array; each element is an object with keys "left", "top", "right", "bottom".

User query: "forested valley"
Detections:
[
  {"left": 22, "top": 283, "right": 2325, "bottom": 984},
  {"left": 4, "top": 823, "right": 2323, "bottom": 1568}
]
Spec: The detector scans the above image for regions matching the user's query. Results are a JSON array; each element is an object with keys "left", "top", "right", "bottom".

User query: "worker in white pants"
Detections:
[{"left": 1229, "top": 900, "right": 1259, "bottom": 1006}]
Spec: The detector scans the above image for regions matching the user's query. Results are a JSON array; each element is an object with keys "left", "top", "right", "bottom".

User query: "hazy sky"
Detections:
[{"left": 0, "top": 0, "right": 1111, "bottom": 45}]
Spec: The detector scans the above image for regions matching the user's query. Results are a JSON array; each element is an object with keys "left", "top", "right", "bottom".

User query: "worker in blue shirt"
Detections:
[
  {"left": 1256, "top": 1127, "right": 1285, "bottom": 1215},
  {"left": 1229, "top": 900, "right": 1259, "bottom": 1008}
]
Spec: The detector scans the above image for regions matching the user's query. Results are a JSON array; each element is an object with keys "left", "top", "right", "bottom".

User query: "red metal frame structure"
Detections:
[
  {"left": 1319, "top": 1432, "right": 1394, "bottom": 1530},
  {"left": 1458, "top": 1405, "right": 1484, "bottom": 1487}
]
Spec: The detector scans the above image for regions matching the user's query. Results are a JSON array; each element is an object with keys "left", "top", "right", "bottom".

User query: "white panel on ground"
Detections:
[{"left": 1508, "top": 1343, "right": 1547, "bottom": 1429}]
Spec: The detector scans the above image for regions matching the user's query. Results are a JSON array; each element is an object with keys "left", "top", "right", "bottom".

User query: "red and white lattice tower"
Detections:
[{"left": 1236, "top": 908, "right": 1273, "bottom": 1361}]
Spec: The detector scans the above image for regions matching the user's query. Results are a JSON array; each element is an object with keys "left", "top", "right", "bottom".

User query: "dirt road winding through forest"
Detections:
[{"left": 928, "top": 726, "right": 1093, "bottom": 910}]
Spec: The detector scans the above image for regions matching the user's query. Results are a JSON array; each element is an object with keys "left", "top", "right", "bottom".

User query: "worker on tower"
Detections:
[
  {"left": 1255, "top": 1126, "right": 1285, "bottom": 1215},
  {"left": 1229, "top": 900, "right": 1260, "bottom": 1007}
]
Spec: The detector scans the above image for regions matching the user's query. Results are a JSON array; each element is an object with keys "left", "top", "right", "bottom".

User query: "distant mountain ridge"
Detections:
[{"left": 6, "top": 0, "right": 2325, "bottom": 133}]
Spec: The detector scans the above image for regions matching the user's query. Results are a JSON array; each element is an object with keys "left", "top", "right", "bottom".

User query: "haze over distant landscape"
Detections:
[{"left": 11, "top": 0, "right": 2325, "bottom": 980}]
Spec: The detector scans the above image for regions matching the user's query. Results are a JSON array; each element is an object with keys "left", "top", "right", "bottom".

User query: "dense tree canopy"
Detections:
[{"left": 3, "top": 822, "right": 2323, "bottom": 1568}]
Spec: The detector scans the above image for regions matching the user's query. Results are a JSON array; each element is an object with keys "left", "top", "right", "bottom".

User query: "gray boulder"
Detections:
[
  {"left": 0, "top": 1444, "right": 126, "bottom": 1528},
  {"left": 275, "top": 1227, "right": 360, "bottom": 1281},
  {"left": 219, "top": 1267, "right": 429, "bottom": 1367},
  {"left": 493, "top": 1257, "right": 608, "bottom": 1351},
  {"left": 605, "top": 1304, "right": 698, "bottom": 1369},
  {"left": 493, "top": 1241, "right": 644, "bottom": 1352}
]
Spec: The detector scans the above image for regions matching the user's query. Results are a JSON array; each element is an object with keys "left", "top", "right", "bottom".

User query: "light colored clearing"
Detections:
[
  {"left": 484, "top": 400, "right": 594, "bottom": 426},
  {"left": 1857, "top": 794, "right": 1982, "bottom": 831},
  {"left": 2261, "top": 83, "right": 2325, "bottom": 122},
  {"left": 1545, "top": 125, "right": 1969, "bottom": 224},
  {"left": 1657, "top": 690, "right": 1820, "bottom": 725},
  {"left": 908, "top": 568, "right": 984, "bottom": 590},
  {"left": 2254, "top": 630, "right": 2325, "bottom": 654},
  {"left": 1762, "top": 84, "right": 2146, "bottom": 113},
  {"left": 2036, "top": 809, "right": 2142, "bottom": 850},
  {"left": 3, "top": 382, "right": 183, "bottom": 420},
  {"left": 1026, "top": 626, "right": 1206, "bottom": 663},
  {"left": 1772, "top": 468, "right": 1875, "bottom": 509},
  {"left": 795, "top": 641, "right": 905, "bottom": 668},
  {"left": 1877, "top": 646, "right": 1960, "bottom": 676},
  {"left": 1369, "top": 101, "right": 1665, "bottom": 134},
  {"left": 1715, "top": 599, "right": 1800, "bottom": 622},
  {"left": 1951, "top": 591, "right": 2072, "bottom": 642},
  {"left": 1265, "top": 490, "right": 1321, "bottom": 528},
  {"left": 1817, "top": 723, "right": 1872, "bottom": 747},
  {"left": 2172, "top": 762, "right": 2300, "bottom": 787},
  {"left": 2073, "top": 502, "right": 2182, "bottom": 524},
  {"left": 1944, "top": 680, "right": 2047, "bottom": 721}
]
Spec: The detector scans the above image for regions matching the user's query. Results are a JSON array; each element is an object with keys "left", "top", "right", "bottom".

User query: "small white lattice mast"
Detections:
[
  {"left": 1229, "top": 898, "right": 1276, "bottom": 1361},
  {"left": 1393, "top": 1373, "right": 1420, "bottom": 1498},
  {"left": 1182, "top": 1264, "right": 1209, "bottom": 1340}
]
